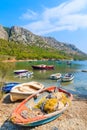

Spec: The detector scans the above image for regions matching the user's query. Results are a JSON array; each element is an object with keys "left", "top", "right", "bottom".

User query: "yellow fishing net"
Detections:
[
  {"left": 43, "top": 98, "right": 58, "bottom": 113},
  {"left": 34, "top": 92, "right": 71, "bottom": 113}
]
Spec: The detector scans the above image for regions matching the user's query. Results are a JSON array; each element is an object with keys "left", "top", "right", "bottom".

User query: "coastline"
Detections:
[{"left": 0, "top": 94, "right": 87, "bottom": 130}]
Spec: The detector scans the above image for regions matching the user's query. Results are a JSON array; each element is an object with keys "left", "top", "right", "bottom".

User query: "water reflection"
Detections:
[
  {"left": 38, "top": 70, "right": 47, "bottom": 73},
  {"left": 60, "top": 80, "right": 74, "bottom": 87}
]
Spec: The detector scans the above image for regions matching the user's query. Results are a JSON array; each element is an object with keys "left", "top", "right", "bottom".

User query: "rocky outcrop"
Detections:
[
  {"left": 0, "top": 25, "right": 8, "bottom": 40},
  {"left": 0, "top": 25, "right": 86, "bottom": 55},
  {"left": 9, "top": 26, "right": 37, "bottom": 44},
  {"left": 43, "top": 37, "right": 84, "bottom": 55}
]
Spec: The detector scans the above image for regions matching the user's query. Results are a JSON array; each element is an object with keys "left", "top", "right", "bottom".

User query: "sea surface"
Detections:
[{"left": 2, "top": 60, "right": 87, "bottom": 98}]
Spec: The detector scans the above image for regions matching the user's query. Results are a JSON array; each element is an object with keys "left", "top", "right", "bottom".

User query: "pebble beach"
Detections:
[{"left": 0, "top": 94, "right": 87, "bottom": 130}]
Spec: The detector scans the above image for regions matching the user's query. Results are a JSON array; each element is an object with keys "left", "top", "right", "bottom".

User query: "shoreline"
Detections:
[
  {"left": 0, "top": 94, "right": 87, "bottom": 130},
  {"left": 2, "top": 59, "right": 73, "bottom": 63}
]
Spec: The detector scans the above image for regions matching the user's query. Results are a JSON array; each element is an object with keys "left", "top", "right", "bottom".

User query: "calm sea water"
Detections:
[{"left": 5, "top": 60, "right": 87, "bottom": 98}]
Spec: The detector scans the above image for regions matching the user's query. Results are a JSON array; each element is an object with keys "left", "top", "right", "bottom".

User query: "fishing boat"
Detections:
[
  {"left": 14, "top": 70, "right": 29, "bottom": 75},
  {"left": 16, "top": 71, "right": 33, "bottom": 78},
  {"left": 82, "top": 70, "right": 87, "bottom": 72},
  {"left": 32, "top": 64, "right": 54, "bottom": 70},
  {"left": 61, "top": 73, "right": 74, "bottom": 82},
  {"left": 50, "top": 73, "right": 62, "bottom": 80},
  {"left": 10, "top": 81, "right": 44, "bottom": 102},
  {"left": 2, "top": 82, "right": 20, "bottom": 93},
  {"left": 10, "top": 86, "right": 73, "bottom": 127},
  {"left": 66, "top": 61, "right": 72, "bottom": 65},
  {"left": 14, "top": 69, "right": 33, "bottom": 78}
]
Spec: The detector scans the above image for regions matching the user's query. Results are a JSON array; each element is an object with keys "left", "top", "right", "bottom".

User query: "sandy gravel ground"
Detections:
[{"left": 0, "top": 94, "right": 87, "bottom": 130}]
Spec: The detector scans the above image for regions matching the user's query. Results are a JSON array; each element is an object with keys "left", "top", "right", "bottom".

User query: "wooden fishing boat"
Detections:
[
  {"left": 32, "top": 64, "right": 54, "bottom": 70},
  {"left": 10, "top": 86, "right": 73, "bottom": 127},
  {"left": 14, "top": 70, "right": 28, "bottom": 75},
  {"left": 50, "top": 73, "right": 62, "bottom": 80},
  {"left": 10, "top": 81, "right": 44, "bottom": 102},
  {"left": 61, "top": 73, "right": 74, "bottom": 82},
  {"left": 15, "top": 71, "right": 33, "bottom": 78},
  {"left": 2, "top": 82, "right": 20, "bottom": 93}
]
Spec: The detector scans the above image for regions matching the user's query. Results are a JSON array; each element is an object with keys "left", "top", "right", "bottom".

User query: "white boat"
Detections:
[
  {"left": 10, "top": 81, "right": 44, "bottom": 102},
  {"left": 14, "top": 69, "right": 33, "bottom": 78},
  {"left": 61, "top": 73, "right": 74, "bottom": 82},
  {"left": 50, "top": 73, "right": 62, "bottom": 80},
  {"left": 16, "top": 71, "right": 33, "bottom": 78},
  {"left": 14, "top": 69, "right": 28, "bottom": 75}
]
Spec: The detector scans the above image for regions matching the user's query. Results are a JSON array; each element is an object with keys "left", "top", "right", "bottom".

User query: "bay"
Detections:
[{"left": 2, "top": 60, "right": 87, "bottom": 98}]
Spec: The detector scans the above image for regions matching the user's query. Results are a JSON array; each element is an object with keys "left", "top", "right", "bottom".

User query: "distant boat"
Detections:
[
  {"left": 2, "top": 82, "right": 20, "bottom": 93},
  {"left": 66, "top": 61, "right": 72, "bottom": 65},
  {"left": 61, "top": 73, "right": 74, "bottom": 82},
  {"left": 50, "top": 73, "right": 62, "bottom": 80},
  {"left": 32, "top": 64, "right": 54, "bottom": 70},
  {"left": 10, "top": 86, "right": 73, "bottom": 127},
  {"left": 16, "top": 71, "right": 33, "bottom": 78},
  {"left": 14, "top": 70, "right": 33, "bottom": 78},
  {"left": 14, "top": 70, "right": 28, "bottom": 75},
  {"left": 82, "top": 70, "right": 87, "bottom": 72},
  {"left": 10, "top": 81, "right": 44, "bottom": 102}
]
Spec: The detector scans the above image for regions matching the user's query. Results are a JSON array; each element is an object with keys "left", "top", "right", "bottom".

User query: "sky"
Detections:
[{"left": 0, "top": 0, "right": 87, "bottom": 53}]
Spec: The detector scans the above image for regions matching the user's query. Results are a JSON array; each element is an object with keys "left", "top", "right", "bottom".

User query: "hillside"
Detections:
[{"left": 0, "top": 25, "right": 87, "bottom": 60}]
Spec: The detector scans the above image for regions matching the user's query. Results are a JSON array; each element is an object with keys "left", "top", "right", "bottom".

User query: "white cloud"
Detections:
[
  {"left": 20, "top": 9, "right": 38, "bottom": 20},
  {"left": 22, "top": 0, "right": 87, "bottom": 35}
]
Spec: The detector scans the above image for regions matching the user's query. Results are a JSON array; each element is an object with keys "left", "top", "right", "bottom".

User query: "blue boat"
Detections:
[{"left": 2, "top": 82, "right": 20, "bottom": 93}]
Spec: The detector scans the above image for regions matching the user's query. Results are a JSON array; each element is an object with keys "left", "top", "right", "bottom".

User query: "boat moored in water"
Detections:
[
  {"left": 14, "top": 69, "right": 29, "bottom": 75},
  {"left": 50, "top": 73, "right": 62, "bottom": 80},
  {"left": 32, "top": 64, "right": 54, "bottom": 70},
  {"left": 61, "top": 73, "right": 74, "bottom": 82}
]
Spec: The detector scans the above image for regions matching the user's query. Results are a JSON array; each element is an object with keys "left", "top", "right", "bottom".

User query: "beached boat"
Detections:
[
  {"left": 50, "top": 73, "right": 62, "bottom": 80},
  {"left": 10, "top": 81, "right": 44, "bottom": 102},
  {"left": 61, "top": 73, "right": 74, "bottom": 82},
  {"left": 10, "top": 86, "right": 73, "bottom": 127},
  {"left": 32, "top": 64, "right": 54, "bottom": 70},
  {"left": 2, "top": 82, "right": 20, "bottom": 93}
]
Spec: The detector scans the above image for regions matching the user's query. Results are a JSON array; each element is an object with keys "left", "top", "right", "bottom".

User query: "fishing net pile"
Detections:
[{"left": 34, "top": 92, "right": 71, "bottom": 113}]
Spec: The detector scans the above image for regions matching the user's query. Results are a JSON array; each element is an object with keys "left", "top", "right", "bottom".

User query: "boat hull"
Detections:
[
  {"left": 20, "top": 112, "right": 62, "bottom": 127},
  {"left": 10, "top": 93, "right": 31, "bottom": 102},
  {"left": 61, "top": 73, "right": 74, "bottom": 82},
  {"left": 10, "top": 86, "right": 73, "bottom": 126},
  {"left": 61, "top": 77, "right": 74, "bottom": 82},
  {"left": 32, "top": 65, "right": 54, "bottom": 70},
  {"left": 14, "top": 70, "right": 28, "bottom": 75},
  {"left": 50, "top": 73, "right": 61, "bottom": 80},
  {"left": 2, "top": 82, "right": 19, "bottom": 93}
]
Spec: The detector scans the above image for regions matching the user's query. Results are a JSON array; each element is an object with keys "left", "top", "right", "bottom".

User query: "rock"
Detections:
[
  {"left": 9, "top": 26, "right": 36, "bottom": 44},
  {"left": 0, "top": 25, "right": 8, "bottom": 40}
]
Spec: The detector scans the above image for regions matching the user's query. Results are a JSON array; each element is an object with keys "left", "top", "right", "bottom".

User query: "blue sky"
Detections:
[{"left": 0, "top": 0, "right": 87, "bottom": 53}]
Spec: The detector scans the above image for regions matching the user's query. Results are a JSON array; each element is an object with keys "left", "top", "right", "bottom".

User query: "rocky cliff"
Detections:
[
  {"left": 0, "top": 25, "right": 8, "bottom": 40},
  {"left": 0, "top": 25, "right": 86, "bottom": 56}
]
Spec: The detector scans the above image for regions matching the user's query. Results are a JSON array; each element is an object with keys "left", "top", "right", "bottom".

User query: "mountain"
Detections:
[
  {"left": 0, "top": 25, "right": 86, "bottom": 57},
  {"left": 0, "top": 25, "right": 8, "bottom": 40}
]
